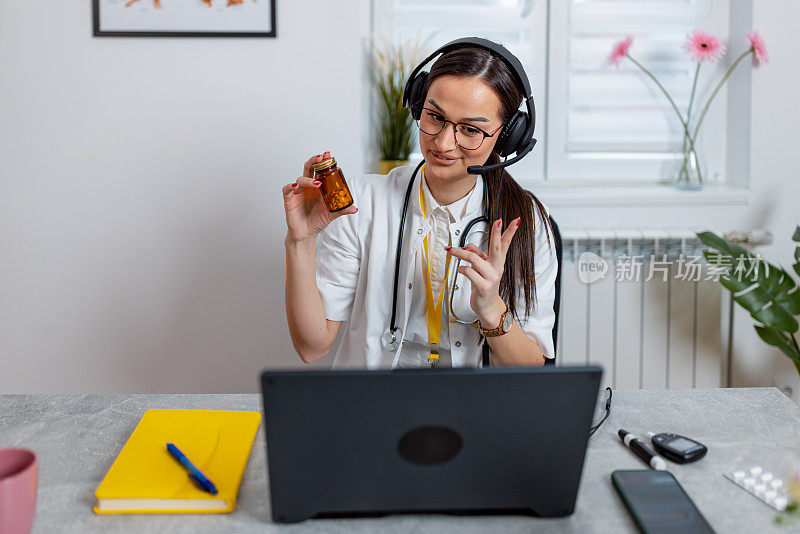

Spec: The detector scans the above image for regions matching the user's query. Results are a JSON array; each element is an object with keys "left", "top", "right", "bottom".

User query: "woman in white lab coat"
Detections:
[{"left": 282, "top": 44, "right": 557, "bottom": 369}]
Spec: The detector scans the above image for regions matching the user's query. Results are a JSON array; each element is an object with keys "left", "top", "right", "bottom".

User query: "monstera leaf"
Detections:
[
  {"left": 795, "top": 226, "right": 800, "bottom": 278},
  {"left": 697, "top": 227, "right": 800, "bottom": 369}
]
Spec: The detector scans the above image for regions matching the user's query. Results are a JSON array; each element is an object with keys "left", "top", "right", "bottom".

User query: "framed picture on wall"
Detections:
[{"left": 93, "top": 0, "right": 277, "bottom": 38}]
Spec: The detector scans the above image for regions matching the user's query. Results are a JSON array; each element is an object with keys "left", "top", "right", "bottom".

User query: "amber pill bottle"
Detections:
[{"left": 312, "top": 156, "right": 354, "bottom": 212}]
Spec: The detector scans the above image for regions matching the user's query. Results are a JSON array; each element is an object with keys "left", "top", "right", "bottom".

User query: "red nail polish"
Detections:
[
  {"left": 313, "top": 180, "right": 321, "bottom": 185},
  {"left": 496, "top": 219, "right": 502, "bottom": 227},
  {"left": 462, "top": 247, "right": 469, "bottom": 250},
  {"left": 291, "top": 183, "right": 298, "bottom": 188},
  {"left": 444, "top": 246, "right": 452, "bottom": 251},
  {"left": 515, "top": 218, "right": 521, "bottom": 227}
]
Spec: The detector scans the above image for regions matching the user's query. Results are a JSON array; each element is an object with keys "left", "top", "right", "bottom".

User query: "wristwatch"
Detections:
[{"left": 479, "top": 303, "right": 513, "bottom": 337}]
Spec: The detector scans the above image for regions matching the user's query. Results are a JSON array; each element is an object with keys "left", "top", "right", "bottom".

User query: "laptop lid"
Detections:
[{"left": 260, "top": 365, "right": 602, "bottom": 523}]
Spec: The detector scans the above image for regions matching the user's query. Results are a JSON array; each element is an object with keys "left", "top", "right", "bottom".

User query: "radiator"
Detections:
[{"left": 555, "top": 228, "right": 772, "bottom": 390}]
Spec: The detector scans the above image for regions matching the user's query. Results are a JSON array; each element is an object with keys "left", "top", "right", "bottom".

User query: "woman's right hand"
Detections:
[{"left": 282, "top": 151, "right": 358, "bottom": 245}]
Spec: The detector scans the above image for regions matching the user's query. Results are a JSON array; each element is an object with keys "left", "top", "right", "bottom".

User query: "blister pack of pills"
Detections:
[{"left": 724, "top": 466, "right": 790, "bottom": 511}]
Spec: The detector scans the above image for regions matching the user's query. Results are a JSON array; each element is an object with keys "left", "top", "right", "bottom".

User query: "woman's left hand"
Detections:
[{"left": 445, "top": 217, "right": 520, "bottom": 328}]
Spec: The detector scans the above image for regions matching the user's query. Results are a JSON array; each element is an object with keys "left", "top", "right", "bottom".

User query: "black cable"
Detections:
[
  {"left": 389, "top": 161, "right": 424, "bottom": 333},
  {"left": 589, "top": 387, "right": 613, "bottom": 437}
]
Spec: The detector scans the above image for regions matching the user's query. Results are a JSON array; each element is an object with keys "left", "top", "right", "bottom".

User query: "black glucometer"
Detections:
[{"left": 651, "top": 433, "right": 707, "bottom": 463}]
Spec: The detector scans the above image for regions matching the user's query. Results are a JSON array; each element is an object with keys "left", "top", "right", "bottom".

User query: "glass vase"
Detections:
[{"left": 673, "top": 134, "right": 705, "bottom": 190}]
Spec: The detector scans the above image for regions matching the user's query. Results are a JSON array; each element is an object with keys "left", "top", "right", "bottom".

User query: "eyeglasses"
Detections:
[{"left": 415, "top": 107, "right": 503, "bottom": 151}]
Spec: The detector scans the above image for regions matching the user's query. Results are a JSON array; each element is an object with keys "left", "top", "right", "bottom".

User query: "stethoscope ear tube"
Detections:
[
  {"left": 448, "top": 214, "right": 490, "bottom": 326},
  {"left": 387, "top": 161, "right": 425, "bottom": 335}
]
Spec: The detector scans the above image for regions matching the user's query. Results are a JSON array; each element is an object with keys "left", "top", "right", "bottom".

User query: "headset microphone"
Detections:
[{"left": 466, "top": 138, "right": 537, "bottom": 175}]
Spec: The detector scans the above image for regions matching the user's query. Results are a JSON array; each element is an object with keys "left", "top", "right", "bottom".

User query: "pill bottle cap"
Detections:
[{"left": 313, "top": 157, "right": 337, "bottom": 172}]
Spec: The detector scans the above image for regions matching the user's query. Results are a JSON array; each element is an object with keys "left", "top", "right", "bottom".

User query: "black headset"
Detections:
[{"left": 401, "top": 36, "right": 537, "bottom": 175}]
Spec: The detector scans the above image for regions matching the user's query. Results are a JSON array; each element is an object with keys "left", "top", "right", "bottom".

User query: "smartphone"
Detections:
[{"left": 612, "top": 470, "right": 715, "bottom": 533}]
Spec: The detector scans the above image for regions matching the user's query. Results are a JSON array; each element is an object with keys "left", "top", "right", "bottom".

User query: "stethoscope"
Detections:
[{"left": 381, "top": 160, "right": 491, "bottom": 352}]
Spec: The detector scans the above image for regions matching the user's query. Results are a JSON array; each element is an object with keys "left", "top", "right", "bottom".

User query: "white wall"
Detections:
[
  {"left": 0, "top": 0, "right": 369, "bottom": 392},
  {"left": 1, "top": 1, "right": 798, "bottom": 394},
  {"left": 732, "top": 0, "right": 800, "bottom": 397}
]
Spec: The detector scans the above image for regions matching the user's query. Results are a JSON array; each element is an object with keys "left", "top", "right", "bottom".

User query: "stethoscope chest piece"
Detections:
[{"left": 381, "top": 328, "right": 401, "bottom": 352}]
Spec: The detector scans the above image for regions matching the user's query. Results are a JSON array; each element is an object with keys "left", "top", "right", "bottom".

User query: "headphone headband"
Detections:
[{"left": 402, "top": 37, "right": 532, "bottom": 102}]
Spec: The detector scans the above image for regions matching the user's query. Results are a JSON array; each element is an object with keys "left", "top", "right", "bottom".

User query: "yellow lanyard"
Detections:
[{"left": 420, "top": 167, "right": 452, "bottom": 367}]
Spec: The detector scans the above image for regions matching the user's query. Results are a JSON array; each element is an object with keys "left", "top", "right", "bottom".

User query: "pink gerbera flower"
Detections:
[
  {"left": 609, "top": 36, "right": 633, "bottom": 67},
  {"left": 747, "top": 30, "right": 769, "bottom": 65},
  {"left": 684, "top": 30, "right": 726, "bottom": 62}
]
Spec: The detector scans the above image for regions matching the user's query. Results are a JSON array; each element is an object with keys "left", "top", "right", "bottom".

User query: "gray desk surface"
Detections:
[{"left": 2, "top": 388, "right": 799, "bottom": 533}]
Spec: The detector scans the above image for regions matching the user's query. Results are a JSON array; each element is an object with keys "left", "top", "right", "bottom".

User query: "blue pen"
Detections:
[{"left": 166, "top": 442, "right": 218, "bottom": 495}]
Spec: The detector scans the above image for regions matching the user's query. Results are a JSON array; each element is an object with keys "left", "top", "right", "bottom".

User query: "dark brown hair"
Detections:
[{"left": 420, "top": 46, "right": 553, "bottom": 318}]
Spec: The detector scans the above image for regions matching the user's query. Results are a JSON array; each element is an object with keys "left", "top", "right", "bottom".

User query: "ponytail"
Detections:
[{"left": 482, "top": 152, "right": 553, "bottom": 318}]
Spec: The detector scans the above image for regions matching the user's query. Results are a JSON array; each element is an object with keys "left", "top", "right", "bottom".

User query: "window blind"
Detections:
[
  {"left": 567, "top": 0, "right": 719, "bottom": 154},
  {"left": 547, "top": 0, "right": 731, "bottom": 181}
]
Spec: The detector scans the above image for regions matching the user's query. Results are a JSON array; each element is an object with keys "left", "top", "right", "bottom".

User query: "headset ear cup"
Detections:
[
  {"left": 494, "top": 111, "right": 529, "bottom": 157},
  {"left": 407, "top": 71, "right": 429, "bottom": 120}
]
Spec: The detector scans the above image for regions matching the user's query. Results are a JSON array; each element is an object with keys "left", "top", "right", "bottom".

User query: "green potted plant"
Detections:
[
  {"left": 369, "top": 36, "right": 428, "bottom": 175},
  {"left": 697, "top": 226, "right": 800, "bottom": 374}
]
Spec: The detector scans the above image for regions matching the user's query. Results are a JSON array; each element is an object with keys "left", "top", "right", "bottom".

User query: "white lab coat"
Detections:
[{"left": 314, "top": 163, "right": 558, "bottom": 369}]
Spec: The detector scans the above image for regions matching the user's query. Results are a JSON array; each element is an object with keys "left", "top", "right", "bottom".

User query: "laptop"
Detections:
[{"left": 260, "top": 365, "right": 602, "bottom": 523}]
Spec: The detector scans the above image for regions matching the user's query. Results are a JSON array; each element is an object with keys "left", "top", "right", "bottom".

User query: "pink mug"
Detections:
[{"left": 0, "top": 448, "right": 37, "bottom": 534}]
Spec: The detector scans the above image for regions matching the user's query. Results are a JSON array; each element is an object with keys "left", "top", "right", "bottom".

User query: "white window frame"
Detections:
[{"left": 373, "top": 0, "right": 736, "bottom": 186}]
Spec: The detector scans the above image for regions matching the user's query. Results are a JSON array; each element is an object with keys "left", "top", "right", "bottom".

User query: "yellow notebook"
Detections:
[{"left": 94, "top": 408, "right": 262, "bottom": 514}]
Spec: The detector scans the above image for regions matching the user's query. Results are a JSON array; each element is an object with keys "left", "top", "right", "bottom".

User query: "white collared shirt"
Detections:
[
  {"left": 314, "top": 163, "right": 557, "bottom": 369},
  {"left": 397, "top": 170, "right": 478, "bottom": 368}
]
